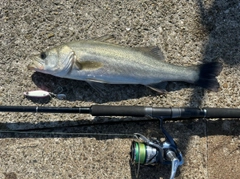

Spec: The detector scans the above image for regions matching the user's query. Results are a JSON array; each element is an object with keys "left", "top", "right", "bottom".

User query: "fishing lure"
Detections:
[{"left": 24, "top": 90, "right": 66, "bottom": 100}]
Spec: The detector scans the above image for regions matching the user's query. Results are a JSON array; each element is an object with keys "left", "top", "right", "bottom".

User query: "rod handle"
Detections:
[
  {"left": 91, "top": 105, "right": 146, "bottom": 117},
  {"left": 205, "top": 108, "right": 240, "bottom": 118}
]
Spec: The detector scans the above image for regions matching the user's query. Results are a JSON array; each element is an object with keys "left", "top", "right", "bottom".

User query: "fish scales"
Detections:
[
  {"left": 67, "top": 41, "right": 196, "bottom": 84},
  {"left": 27, "top": 38, "right": 222, "bottom": 92}
]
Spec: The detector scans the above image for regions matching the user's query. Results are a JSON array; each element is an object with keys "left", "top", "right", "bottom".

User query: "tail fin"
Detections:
[{"left": 194, "top": 62, "right": 222, "bottom": 91}]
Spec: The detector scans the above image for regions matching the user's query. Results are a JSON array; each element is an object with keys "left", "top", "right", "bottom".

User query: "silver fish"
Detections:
[{"left": 27, "top": 36, "right": 222, "bottom": 92}]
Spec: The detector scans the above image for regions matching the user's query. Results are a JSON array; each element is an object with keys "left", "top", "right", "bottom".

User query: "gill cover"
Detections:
[
  {"left": 52, "top": 45, "right": 76, "bottom": 77},
  {"left": 39, "top": 45, "right": 76, "bottom": 77}
]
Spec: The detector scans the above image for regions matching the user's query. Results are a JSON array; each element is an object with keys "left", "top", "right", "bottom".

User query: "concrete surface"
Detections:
[{"left": 0, "top": 0, "right": 240, "bottom": 179}]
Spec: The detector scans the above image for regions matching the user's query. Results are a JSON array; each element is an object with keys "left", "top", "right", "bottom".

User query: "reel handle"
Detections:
[{"left": 166, "top": 150, "right": 180, "bottom": 179}]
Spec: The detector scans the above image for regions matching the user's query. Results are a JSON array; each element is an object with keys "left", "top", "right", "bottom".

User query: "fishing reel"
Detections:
[{"left": 130, "top": 118, "right": 184, "bottom": 179}]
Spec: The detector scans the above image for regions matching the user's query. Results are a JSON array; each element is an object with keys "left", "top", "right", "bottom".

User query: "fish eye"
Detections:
[{"left": 40, "top": 52, "right": 47, "bottom": 59}]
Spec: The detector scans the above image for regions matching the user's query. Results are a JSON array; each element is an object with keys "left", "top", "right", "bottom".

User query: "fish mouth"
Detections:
[{"left": 27, "top": 60, "right": 44, "bottom": 71}]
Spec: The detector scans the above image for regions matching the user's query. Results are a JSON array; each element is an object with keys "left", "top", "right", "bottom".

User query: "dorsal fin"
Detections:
[
  {"left": 92, "top": 35, "right": 115, "bottom": 43},
  {"left": 134, "top": 46, "right": 165, "bottom": 60}
]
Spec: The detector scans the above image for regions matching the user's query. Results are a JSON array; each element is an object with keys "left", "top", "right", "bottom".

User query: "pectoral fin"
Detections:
[
  {"left": 87, "top": 81, "right": 106, "bottom": 95},
  {"left": 147, "top": 82, "right": 168, "bottom": 93},
  {"left": 75, "top": 61, "right": 103, "bottom": 70}
]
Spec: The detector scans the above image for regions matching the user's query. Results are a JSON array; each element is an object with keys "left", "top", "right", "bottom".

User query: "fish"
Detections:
[{"left": 27, "top": 35, "right": 222, "bottom": 92}]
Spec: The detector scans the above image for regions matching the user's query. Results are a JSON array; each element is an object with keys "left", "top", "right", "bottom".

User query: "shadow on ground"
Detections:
[
  {"left": 30, "top": 72, "right": 199, "bottom": 104},
  {"left": 0, "top": 118, "right": 239, "bottom": 179},
  {"left": 198, "top": 0, "right": 240, "bottom": 65},
  {"left": 189, "top": 0, "right": 240, "bottom": 107},
  {"left": 30, "top": 72, "right": 161, "bottom": 103}
]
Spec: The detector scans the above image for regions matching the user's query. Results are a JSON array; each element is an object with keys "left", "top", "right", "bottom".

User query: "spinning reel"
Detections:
[
  {"left": 131, "top": 118, "right": 184, "bottom": 179},
  {"left": 1, "top": 105, "right": 239, "bottom": 178}
]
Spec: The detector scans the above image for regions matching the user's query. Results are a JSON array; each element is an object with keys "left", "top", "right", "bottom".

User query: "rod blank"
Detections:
[
  {"left": 0, "top": 105, "right": 240, "bottom": 119},
  {"left": 0, "top": 106, "right": 90, "bottom": 114}
]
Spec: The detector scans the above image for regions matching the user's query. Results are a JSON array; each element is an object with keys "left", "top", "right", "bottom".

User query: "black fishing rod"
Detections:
[
  {"left": 0, "top": 105, "right": 240, "bottom": 119},
  {"left": 1, "top": 105, "right": 239, "bottom": 179}
]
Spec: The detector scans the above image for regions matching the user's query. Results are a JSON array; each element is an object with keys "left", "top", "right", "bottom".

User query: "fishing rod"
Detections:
[
  {"left": 1, "top": 105, "right": 240, "bottom": 118},
  {"left": 1, "top": 105, "right": 240, "bottom": 179}
]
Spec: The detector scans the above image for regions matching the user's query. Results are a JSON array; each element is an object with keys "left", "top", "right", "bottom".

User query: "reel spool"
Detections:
[
  {"left": 131, "top": 140, "right": 161, "bottom": 165},
  {"left": 130, "top": 118, "right": 184, "bottom": 179}
]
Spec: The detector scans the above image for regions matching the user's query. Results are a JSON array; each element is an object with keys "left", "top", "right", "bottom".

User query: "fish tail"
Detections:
[{"left": 194, "top": 62, "right": 222, "bottom": 91}]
